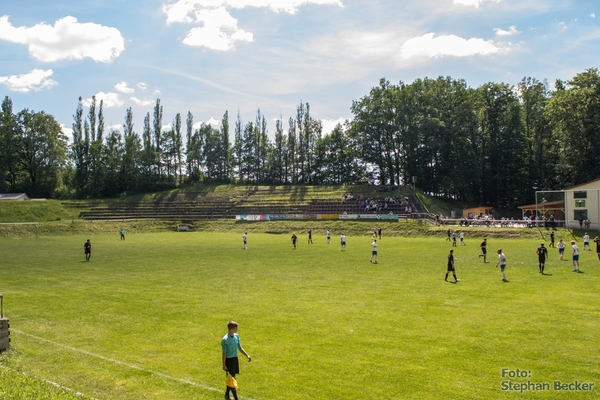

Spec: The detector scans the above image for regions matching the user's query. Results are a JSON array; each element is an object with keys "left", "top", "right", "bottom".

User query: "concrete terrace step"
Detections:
[{"left": 73, "top": 185, "right": 419, "bottom": 221}]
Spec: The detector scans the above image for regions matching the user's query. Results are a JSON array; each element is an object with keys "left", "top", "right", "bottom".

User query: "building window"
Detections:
[
  {"left": 575, "top": 200, "right": 586, "bottom": 207},
  {"left": 574, "top": 210, "right": 588, "bottom": 220},
  {"left": 574, "top": 191, "right": 587, "bottom": 199}
]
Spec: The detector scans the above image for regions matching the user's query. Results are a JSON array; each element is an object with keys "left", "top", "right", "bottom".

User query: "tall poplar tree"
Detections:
[
  {"left": 0, "top": 96, "right": 20, "bottom": 191},
  {"left": 185, "top": 112, "right": 194, "bottom": 183},
  {"left": 153, "top": 99, "right": 163, "bottom": 179},
  {"left": 121, "top": 107, "right": 141, "bottom": 193},
  {"left": 71, "top": 97, "right": 90, "bottom": 198}
]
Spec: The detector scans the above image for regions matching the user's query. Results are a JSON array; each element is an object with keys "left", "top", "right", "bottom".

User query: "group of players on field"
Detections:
[
  {"left": 84, "top": 229, "right": 599, "bottom": 286},
  {"left": 446, "top": 233, "right": 600, "bottom": 283}
]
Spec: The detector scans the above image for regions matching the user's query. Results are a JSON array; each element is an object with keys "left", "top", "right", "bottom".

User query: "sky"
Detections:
[{"left": 1, "top": 0, "right": 599, "bottom": 139}]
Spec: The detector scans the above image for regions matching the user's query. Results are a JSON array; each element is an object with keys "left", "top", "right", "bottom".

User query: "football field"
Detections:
[{"left": 1, "top": 231, "right": 599, "bottom": 399}]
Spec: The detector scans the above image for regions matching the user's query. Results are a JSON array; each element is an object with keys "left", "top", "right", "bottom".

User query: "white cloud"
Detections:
[
  {"left": 453, "top": 0, "right": 501, "bottom": 8},
  {"left": 82, "top": 92, "right": 123, "bottom": 108},
  {"left": 182, "top": 7, "right": 253, "bottom": 50},
  {"left": 295, "top": 24, "right": 513, "bottom": 89},
  {"left": 0, "top": 69, "right": 57, "bottom": 92},
  {"left": 400, "top": 33, "right": 501, "bottom": 59},
  {"left": 206, "top": 117, "right": 220, "bottom": 127},
  {"left": 130, "top": 97, "right": 154, "bottom": 107},
  {"left": 591, "top": 13, "right": 596, "bottom": 18},
  {"left": 163, "top": 0, "right": 343, "bottom": 50},
  {"left": 108, "top": 124, "right": 123, "bottom": 132},
  {"left": 163, "top": 0, "right": 343, "bottom": 23},
  {"left": 0, "top": 15, "right": 124, "bottom": 63},
  {"left": 60, "top": 123, "right": 73, "bottom": 137},
  {"left": 189, "top": 119, "right": 220, "bottom": 130},
  {"left": 115, "top": 81, "right": 135, "bottom": 94},
  {"left": 494, "top": 26, "right": 519, "bottom": 36},
  {"left": 321, "top": 118, "right": 346, "bottom": 135},
  {"left": 137, "top": 82, "right": 148, "bottom": 90},
  {"left": 454, "top": 0, "right": 482, "bottom": 7}
]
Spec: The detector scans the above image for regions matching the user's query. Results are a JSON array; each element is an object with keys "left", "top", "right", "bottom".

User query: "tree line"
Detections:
[
  {"left": 351, "top": 69, "right": 600, "bottom": 207},
  {"left": 1, "top": 68, "right": 600, "bottom": 206}
]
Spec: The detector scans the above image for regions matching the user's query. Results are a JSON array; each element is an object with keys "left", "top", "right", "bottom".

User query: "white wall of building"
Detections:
[{"left": 564, "top": 179, "right": 600, "bottom": 231}]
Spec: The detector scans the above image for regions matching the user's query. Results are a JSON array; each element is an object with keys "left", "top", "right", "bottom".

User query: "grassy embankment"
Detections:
[{"left": 0, "top": 184, "right": 569, "bottom": 240}]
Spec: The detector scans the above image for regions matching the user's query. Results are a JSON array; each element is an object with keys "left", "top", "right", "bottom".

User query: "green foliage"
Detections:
[
  {"left": 475, "top": 82, "right": 528, "bottom": 208},
  {"left": 547, "top": 68, "right": 600, "bottom": 187},
  {"left": 4, "top": 67, "right": 600, "bottom": 203},
  {"left": 0, "top": 100, "right": 68, "bottom": 198}
]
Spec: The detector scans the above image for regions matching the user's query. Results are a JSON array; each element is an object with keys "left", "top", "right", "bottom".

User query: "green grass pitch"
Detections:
[{"left": 1, "top": 231, "right": 599, "bottom": 399}]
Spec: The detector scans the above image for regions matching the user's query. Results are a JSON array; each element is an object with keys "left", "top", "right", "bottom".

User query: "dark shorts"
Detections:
[
  {"left": 559, "top": 248, "right": 565, "bottom": 253},
  {"left": 225, "top": 356, "right": 240, "bottom": 376},
  {"left": 481, "top": 248, "right": 487, "bottom": 254},
  {"left": 573, "top": 254, "right": 579, "bottom": 261},
  {"left": 538, "top": 257, "right": 546, "bottom": 263},
  {"left": 447, "top": 265, "right": 455, "bottom": 272}
]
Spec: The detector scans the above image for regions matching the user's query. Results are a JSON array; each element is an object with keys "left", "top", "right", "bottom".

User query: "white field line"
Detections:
[
  {"left": 12, "top": 330, "right": 258, "bottom": 400},
  {"left": 0, "top": 364, "right": 99, "bottom": 399}
]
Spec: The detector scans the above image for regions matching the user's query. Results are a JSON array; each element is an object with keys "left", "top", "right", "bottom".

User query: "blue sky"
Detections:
[{"left": 1, "top": 0, "right": 599, "bottom": 138}]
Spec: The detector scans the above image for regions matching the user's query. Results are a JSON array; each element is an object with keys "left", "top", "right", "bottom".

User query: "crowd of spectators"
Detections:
[
  {"left": 435, "top": 213, "right": 566, "bottom": 228},
  {"left": 340, "top": 192, "right": 415, "bottom": 214}
]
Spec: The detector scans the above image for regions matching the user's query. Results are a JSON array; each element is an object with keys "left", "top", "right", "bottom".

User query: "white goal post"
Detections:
[{"left": 0, "top": 222, "right": 40, "bottom": 238}]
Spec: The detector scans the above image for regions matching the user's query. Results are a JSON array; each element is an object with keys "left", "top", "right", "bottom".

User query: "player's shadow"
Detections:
[{"left": 541, "top": 272, "right": 553, "bottom": 276}]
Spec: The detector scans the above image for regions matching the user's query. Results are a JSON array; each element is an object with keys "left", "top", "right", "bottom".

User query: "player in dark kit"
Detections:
[
  {"left": 549, "top": 231, "right": 555, "bottom": 248},
  {"left": 536, "top": 243, "right": 548, "bottom": 273},
  {"left": 479, "top": 238, "right": 488, "bottom": 262},
  {"left": 84, "top": 239, "right": 92, "bottom": 261},
  {"left": 291, "top": 233, "right": 298, "bottom": 249},
  {"left": 445, "top": 249, "right": 459, "bottom": 282}
]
